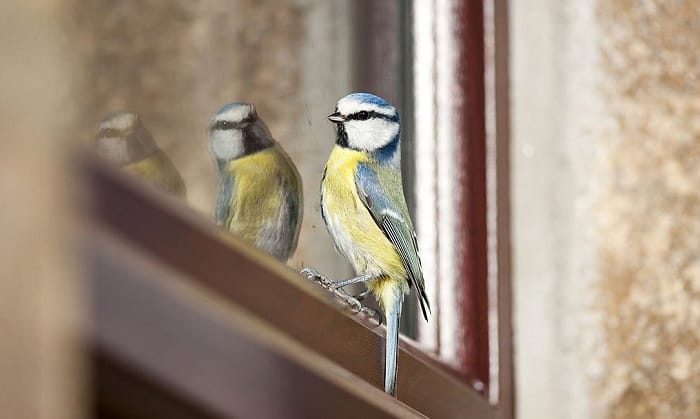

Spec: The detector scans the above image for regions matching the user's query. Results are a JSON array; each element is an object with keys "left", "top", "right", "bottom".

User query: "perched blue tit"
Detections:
[
  {"left": 95, "top": 111, "right": 186, "bottom": 199},
  {"left": 320, "top": 93, "right": 430, "bottom": 396},
  {"left": 209, "top": 103, "right": 303, "bottom": 262}
]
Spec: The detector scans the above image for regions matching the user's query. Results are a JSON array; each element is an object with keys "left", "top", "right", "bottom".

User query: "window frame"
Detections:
[
  {"left": 87, "top": 223, "right": 425, "bottom": 418},
  {"left": 353, "top": 0, "right": 513, "bottom": 412}
]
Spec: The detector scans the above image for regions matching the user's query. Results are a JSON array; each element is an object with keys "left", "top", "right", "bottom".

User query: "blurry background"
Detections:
[
  {"left": 2, "top": 0, "right": 700, "bottom": 418},
  {"left": 0, "top": 1, "right": 82, "bottom": 419}
]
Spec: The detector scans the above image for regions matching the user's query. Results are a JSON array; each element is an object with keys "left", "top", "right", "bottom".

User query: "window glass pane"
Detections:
[{"left": 71, "top": 1, "right": 419, "bottom": 336}]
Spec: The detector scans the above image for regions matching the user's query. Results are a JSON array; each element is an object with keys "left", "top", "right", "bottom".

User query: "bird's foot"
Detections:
[
  {"left": 300, "top": 267, "right": 382, "bottom": 326},
  {"left": 335, "top": 291, "right": 382, "bottom": 326},
  {"left": 300, "top": 267, "right": 334, "bottom": 289},
  {"left": 353, "top": 288, "right": 369, "bottom": 301}
]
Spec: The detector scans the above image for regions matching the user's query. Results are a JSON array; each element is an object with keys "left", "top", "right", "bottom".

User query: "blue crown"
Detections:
[
  {"left": 215, "top": 102, "right": 252, "bottom": 115},
  {"left": 344, "top": 92, "right": 393, "bottom": 108}
]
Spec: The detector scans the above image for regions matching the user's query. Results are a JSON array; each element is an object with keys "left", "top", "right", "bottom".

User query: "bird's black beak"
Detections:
[{"left": 328, "top": 112, "right": 346, "bottom": 124}]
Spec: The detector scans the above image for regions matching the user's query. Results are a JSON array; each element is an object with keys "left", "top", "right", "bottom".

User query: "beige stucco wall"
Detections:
[
  {"left": 597, "top": 1, "right": 700, "bottom": 417},
  {"left": 514, "top": 0, "right": 700, "bottom": 418},
  {"left": 69, "top": 1, "right": 353, "bottom": 277}
]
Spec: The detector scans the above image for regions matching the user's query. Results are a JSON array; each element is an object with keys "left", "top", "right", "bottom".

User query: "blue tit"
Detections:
[
  {"left": 320, "top": 93, "right": 430, "bottom": 396},
  {"left": 209, "top": 102, "right": 303, "bottom": 262},
  {"left": 95, "top": 111, "right": 187, "bottom": 199}
]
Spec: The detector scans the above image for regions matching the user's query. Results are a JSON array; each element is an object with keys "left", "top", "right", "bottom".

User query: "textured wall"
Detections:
[
  {"left": 597, "top": 1, "right": 700, "bottom": 417},
  {"left": 69, "top": 1, "right": 353, "bottom": 276}
]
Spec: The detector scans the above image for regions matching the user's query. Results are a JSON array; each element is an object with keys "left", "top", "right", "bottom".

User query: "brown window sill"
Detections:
[{"left": 81, "top": 156, "right": 496, "bottom": 418}]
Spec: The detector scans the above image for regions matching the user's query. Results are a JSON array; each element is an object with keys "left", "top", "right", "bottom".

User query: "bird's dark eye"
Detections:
[
  {"left": 357, "top": 111, "right": 370, "bottom": 120},
  {"left": 215, "top": 120, "right": 235, "bottom": 130},
  {"left": 99, "top": 128, "right": 118, "bottom": 137}
]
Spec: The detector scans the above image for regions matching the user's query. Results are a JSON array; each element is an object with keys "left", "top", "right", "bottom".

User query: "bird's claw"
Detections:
[
  {"left": 352, "top": 288, "right": 369, "bottom": 301},
  {"left": 300, "top": 267, "right": 333, "bottom": 289},
  {"left": 335, "top": 291, "right": 381, "bottom": 325},
  {"left": 300, "top": 267, "right": 382, "bottom": 326},
  {"left": 341, "top": 294, "right": 363, "bottom": 314}
]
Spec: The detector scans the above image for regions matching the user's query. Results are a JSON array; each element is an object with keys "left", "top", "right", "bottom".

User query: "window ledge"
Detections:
[{"left": 81, "top": 156, "right": 497, "bottom": 418}]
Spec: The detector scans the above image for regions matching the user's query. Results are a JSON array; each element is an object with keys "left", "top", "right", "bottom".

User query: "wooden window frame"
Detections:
[
  {"left": 352, "top": 0, "right": 513, "bottom": 413},
  {"left": 87, "top": 220, "right": 424, "bottom": 418},
  {"left": 410, "top": 0, "right": 513, "bottom": 410},
  {"left": 83, "top": 158, "right": 497, "bottom": 418}
]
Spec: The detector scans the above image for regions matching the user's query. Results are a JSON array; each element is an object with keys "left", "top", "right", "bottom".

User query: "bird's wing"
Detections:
[
  {"left": 283, "top": 165, "right": 303, "bottom": 255},
  {"left": 355, "top": 163, "right": 431, "bottom": 320},
  {"left": 154, "top": 150, "right": 187, "bottom": 198},
  {"left": 263, "top": 171, "right": 303, "bottom": 261},
  {"left": 278, "top": 147, "right": 303, "bottom": 258},
  {"left": 214, "top": 169, "right": 234, "bottom": 227}
]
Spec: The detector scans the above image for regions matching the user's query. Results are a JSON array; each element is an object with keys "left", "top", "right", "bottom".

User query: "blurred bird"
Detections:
[
  {"left": 314, "top": 93, "right": 430, "bottom": 396},
  {"left": 95, "top": 111, "right": 186, "bottom": 199},
  {"left": 209, "top": 103, "right": 303, "bottom": 261}
]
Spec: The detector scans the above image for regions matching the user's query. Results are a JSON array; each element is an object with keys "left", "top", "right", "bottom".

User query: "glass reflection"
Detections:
[
  {"left": 95, "top": 111, "right": 186, "bottom": 199},
  {"left": 209, "top": 102, "right": 303, "bottom": 261}
]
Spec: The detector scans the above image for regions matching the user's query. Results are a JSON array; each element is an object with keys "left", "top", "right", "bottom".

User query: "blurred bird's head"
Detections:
[
  {"left": 95, "top": 111, "right": 157, "bottom": 166},
  {"left": 209, "top": 103, "right": 274, "bottom": 162},
  {"left": 328, "top": 93, "right": 400, "bottom": 161}
]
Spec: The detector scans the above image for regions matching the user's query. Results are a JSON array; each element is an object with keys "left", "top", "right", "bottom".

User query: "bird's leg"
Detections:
[
  {"left": 300, "top": 268, "right": 363, "bottom": 314},
  {"left": 301, "top": 267, "right": 360, "bottom": 306},
  {"left": 332, "top": 273, "right": 373, "bottom": 289},
  {"left": 300, "top": 267, "right": 333, "bottom": 289},
  {"left": 329, "top": 273, "right": 380, "bottom": 324},
  {"left": 300, "top": 268, "right": 381, "bottom": 325},
  {"left": 327, "top": 273, "right": 373, "bottom": 312},
  {"left": 302, "top": 268, "right": 373, "bottom": 290},
  {"left": 352, "top": 287, "right": 370, "bottom": 301}
]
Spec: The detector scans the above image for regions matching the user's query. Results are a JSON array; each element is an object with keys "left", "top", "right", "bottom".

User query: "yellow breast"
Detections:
[
  {"left": 221, "top": 145, "right": 302, "bottom": 255},
  {"left": 227, "top": 149, "right": 283, "bottom": 232},
  {"left": 321, "top": 146, "right": 407, "bottom": 308},
  {"left": 124, "top": 151, "right": 186, "bottom": 198}
]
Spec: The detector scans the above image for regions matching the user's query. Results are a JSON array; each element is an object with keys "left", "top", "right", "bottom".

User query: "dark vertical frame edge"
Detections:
[{"left": 489, "top": 0, "right": 514, "bottom": 417}]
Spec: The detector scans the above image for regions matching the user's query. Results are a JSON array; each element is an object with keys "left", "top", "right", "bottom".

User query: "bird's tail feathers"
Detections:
[{"left": 384, "top": 295, "right": 402, "bottom": 396}]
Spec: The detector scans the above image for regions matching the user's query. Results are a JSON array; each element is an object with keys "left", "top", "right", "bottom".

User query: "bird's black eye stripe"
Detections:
[
  {"left": 213, "top": 117, "right": 255, "bottom": 130},
  {"left": 346, "top": 110, "right": 395, "bottom": 121},
  {"left": 214, "top": 120, "right": 235, "bottom": 130},
  {"left": 97, "top": 128, "right": 121, "bottom": 138}
]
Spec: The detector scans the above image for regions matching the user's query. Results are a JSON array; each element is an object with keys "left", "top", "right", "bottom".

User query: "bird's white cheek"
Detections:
[
  {"left": 210, "top": 130, "right": 244, "bottom": 161},
  {"left": 345, "top": 120, "right": 399, "bottom": 151},
  {"left": 96, "top": 137, "right": 129, "bottom": 165}
]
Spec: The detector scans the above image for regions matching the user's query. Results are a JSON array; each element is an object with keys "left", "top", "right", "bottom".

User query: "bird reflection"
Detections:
[
  {"left": 209, "top": 103, "right": 303, "bottom": 262},
  {"left": 95, "top": 111, "right": 186, "bottom": 199}
]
